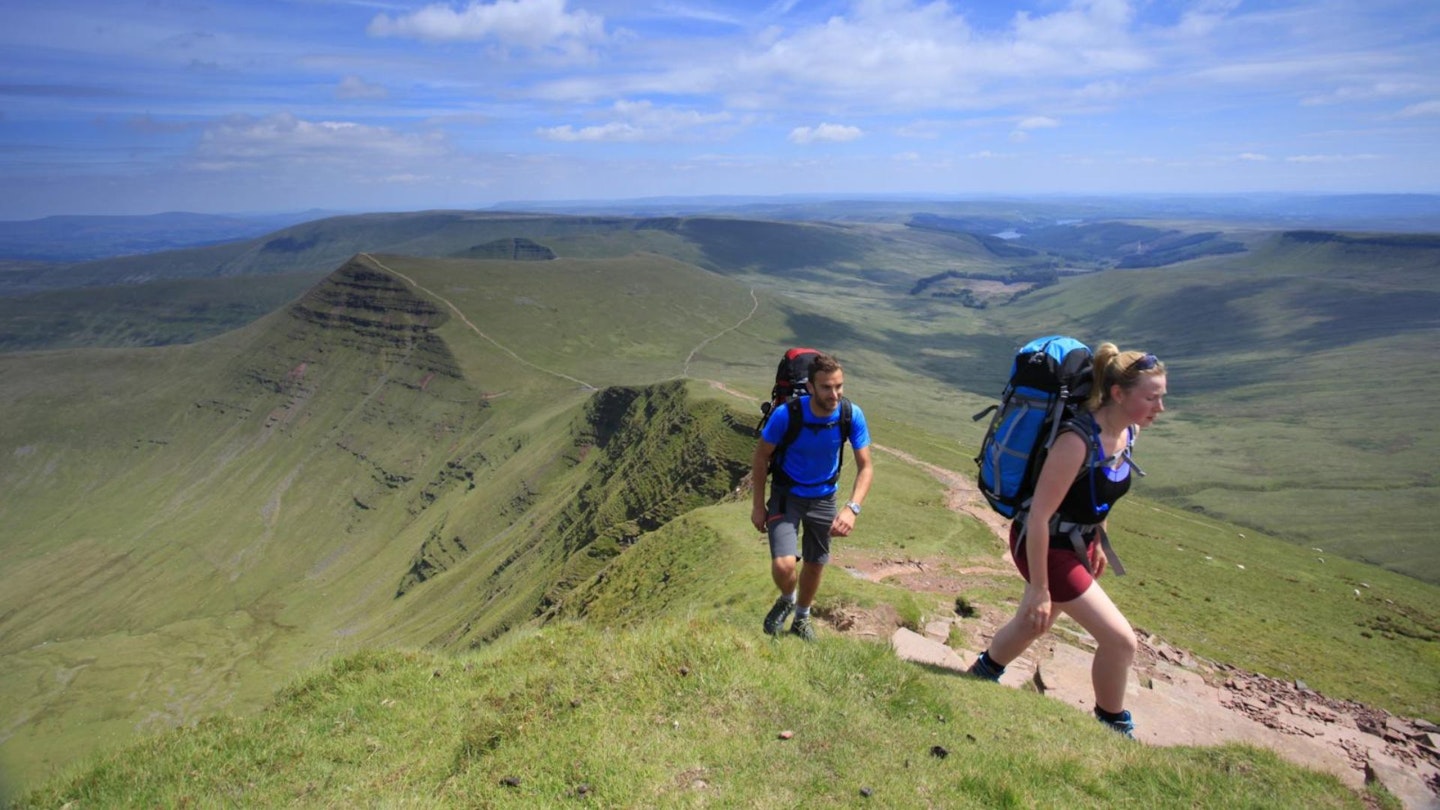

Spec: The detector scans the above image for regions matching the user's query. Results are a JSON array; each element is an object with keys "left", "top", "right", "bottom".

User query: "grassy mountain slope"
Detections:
[
  {"left": 14, "top": 464, "right": 1430, "bottom": 807},
  {"left": 0, "top": 252, "right": 764, "bottom": 791},
  {"left": 0, "top": 271, "right": 321, "bottom": 351},
  {"left": 17, "top": 213, "right": 1432, "bottom": 582}
]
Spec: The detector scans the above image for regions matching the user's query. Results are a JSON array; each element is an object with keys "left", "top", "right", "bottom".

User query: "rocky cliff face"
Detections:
[{"left": 420, "top": 380, "right": 754, "bottom": 648}]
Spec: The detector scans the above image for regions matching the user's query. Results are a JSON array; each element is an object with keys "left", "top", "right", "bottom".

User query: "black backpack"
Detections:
[
  {"left": 759, "top": 348, "right": 853, "bottom": 488},
  {"left": 758, "top": 347, "right": 822, "bottom": 430}
]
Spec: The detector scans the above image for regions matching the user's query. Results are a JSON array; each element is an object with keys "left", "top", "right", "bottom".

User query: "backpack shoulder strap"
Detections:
[
  {"left": 778, "top": 398, "right": 805, "bottom": 451},
  {"left": 771, "top": 398, "right": 852, "bottom": 488}
]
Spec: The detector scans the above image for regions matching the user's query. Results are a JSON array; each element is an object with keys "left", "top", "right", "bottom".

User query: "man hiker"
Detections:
[{"left": 750, "top": 353, "right": 873, "bottom": 640}]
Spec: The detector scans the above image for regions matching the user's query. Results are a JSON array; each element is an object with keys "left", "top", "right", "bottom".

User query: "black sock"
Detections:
[
  {"left": 970, "top": 650, "right": 1005, "bottom": 680},
  {"left": 1094, "top": 706, "right": 1129, "bottom": 723}
]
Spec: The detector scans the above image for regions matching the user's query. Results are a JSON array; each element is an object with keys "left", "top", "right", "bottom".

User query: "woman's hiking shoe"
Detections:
[
  {"left": 763, "top": 597, "right": 795, "bottom": 636},
  {"left": 1095, "top": 708, "right": 1136, "bottom": 739},
  {"left": 966, "top": 652, "right": 1004, "bottom": 682},
  {"left": 789, "top": 615, "right": 816, "bottom": 641}
]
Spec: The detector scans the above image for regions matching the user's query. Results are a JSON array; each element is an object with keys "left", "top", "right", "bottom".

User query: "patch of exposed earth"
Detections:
[{"left": 828, "top": 445, "right": 1440, "bottom": 809}]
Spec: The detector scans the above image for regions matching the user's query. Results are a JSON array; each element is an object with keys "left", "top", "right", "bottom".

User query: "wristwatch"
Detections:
[{"left": 846, "top": 501, "right": 862, "bottom": 516}]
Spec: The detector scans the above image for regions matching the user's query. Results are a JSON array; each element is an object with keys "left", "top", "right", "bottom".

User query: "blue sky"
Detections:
[{"left": 2, "top": 0, "right": 1438, "bottom": 219}]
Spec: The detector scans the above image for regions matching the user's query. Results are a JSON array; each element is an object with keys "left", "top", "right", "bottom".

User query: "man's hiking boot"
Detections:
[
  {"left": 763, "top": 597, "right": 795, "bottom": 636},
  {"left": 789, "top": 614, "right": 815, "bottom": 641},
  {"left": 1095, "top": 708, "right": 1136, "bottom": 739}
]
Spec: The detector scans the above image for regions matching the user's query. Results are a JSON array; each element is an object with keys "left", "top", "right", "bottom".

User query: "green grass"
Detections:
[{"left": 16, "top": 622, "right": 1369, "bottom": 809}]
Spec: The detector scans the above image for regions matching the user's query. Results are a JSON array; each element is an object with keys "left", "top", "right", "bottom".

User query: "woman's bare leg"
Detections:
[{"left": 1056, "top": 583, "right": 1136, "bottom": 713}]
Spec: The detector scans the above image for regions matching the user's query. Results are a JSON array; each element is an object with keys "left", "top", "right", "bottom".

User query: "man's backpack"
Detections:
[
  {"left": 759, "top": 347, "right": 853, "bottom": 488},
  {"left": 758, "top": 347, "right": 822, "bottom": 430},
  {"left": 972, "top": 335, "right": 1095, "bottom": 519}
]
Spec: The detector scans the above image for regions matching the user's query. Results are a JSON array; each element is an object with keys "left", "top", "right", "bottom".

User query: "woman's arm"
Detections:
[{"left": 1018, "top": 430, "right": 1088, "bottom": 628}]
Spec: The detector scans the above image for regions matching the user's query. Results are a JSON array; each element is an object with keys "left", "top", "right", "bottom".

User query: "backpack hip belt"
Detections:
[
  {"left": 1016, "top": 514, "right": 1127, "bottom": 577},
  {"left": 1053, "top": 518, "right": 1126, "bottom": 577}
]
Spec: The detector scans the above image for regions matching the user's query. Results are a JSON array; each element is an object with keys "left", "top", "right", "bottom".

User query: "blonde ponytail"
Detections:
[{"left": 1087, "top": 342, "right": 1165, "bottom": 410}]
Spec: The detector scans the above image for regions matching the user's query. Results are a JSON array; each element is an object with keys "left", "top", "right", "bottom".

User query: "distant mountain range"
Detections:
[
  {"left": 4, "top": 194, "right": 1439, "bottom": 265},
  {"left": 0, "top": 209, "right": 344, "bottom": 262},
  {"left": 491, "top": 192, "right": 1440, "bottom": 231}
]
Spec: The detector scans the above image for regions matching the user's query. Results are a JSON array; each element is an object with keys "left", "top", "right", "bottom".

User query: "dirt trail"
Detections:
[{"left": 851, "top": 447, "right": 1440, "bottom": 809}]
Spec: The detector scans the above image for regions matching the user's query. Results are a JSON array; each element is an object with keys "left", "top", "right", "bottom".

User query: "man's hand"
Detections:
[
  {"left": 751, "top": 503, "right": 768, "bottom": 534},
  {"left": 829, "top": 509, "right": 856, "bottom": 537}
]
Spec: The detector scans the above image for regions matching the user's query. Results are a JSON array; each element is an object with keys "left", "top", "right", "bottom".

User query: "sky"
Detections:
[{"left": 2, "top": 0, "right": 1438, "bottom": 219}]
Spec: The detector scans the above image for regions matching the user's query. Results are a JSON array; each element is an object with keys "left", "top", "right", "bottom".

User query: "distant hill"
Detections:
[
  {"left": 0, "top": 210, "right": 340, "bottom": 263},
  {"left": 495, "top": 192, "right": 1440, "bottom": 232},
  {"left": 457, "top": 237, "right": 557, "bottom": 261}
]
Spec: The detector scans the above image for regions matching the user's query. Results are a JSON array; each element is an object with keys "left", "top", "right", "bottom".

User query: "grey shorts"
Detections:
[{"left": 766, "top": 489, "right": 837, "bottom": 564}]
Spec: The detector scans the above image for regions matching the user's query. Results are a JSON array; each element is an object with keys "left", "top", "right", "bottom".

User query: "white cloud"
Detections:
[
  {"left": 1239, "top": 152, "right": 1270, "bottom": 161},
  {"left": 1173, "top": 0, "right": 1241, "bottom": 38},
  {"left": 368, "top": 0, "right": 604, "bottom": 51},
  {"left": 788, "top": 123, "right": 862, "bottom": 145},
  {"left": 1016, "top": 116, "right": 1060, "bottom": 130},
  {"left": 733, "top": 0, "right": 1152, "bottom": 110},
  {"left": 1007, "top": 114, "right": 1058, "bottom": 143},
  {"left": 538, "top": 121, "right": 644, "bottom": 142},
  {"left": 1398, "top": 100, "right": 1440, "bottom": 118},
  {"left": 193, "top": 113, "right": 448, "bottom": 169},
  {"left": 335, "top": 75, "right": 389, "bottom": 100},
  {"left": 1285, "top": 153, "right": 1380, "bottom": 164},
  {"left": 537, "top": 100, "right": 733, "bottom": 142},
  {"left": 1303, "top": 81, "right": 1425, "bottom": 106}
]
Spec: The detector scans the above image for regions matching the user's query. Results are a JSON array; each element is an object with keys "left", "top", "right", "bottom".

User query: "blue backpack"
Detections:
[{"left": 972, "top": 335, "right": 1095, "bottom": 520}]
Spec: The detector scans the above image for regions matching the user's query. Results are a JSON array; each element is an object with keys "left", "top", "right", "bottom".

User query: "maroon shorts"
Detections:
[{"left": 1009, "top": 521, "right": 1099, "bottom": 603}]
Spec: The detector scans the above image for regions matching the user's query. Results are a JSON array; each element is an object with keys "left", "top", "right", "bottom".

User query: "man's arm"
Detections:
[
  {"left": 829, "top": 445, "right": 872, "bottom": 537},
  {"left": 750, "top": 440, "right": 775, "bottom": 532}
]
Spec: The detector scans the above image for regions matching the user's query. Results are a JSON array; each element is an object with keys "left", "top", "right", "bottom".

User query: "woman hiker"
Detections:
[{"left": 968, "top": 344, "right": 1167, "bottom": 738}]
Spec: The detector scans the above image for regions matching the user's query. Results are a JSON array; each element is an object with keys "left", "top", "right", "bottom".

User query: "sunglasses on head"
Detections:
[{"left": 1128, "top": 353, "right": 1158, "bottom": 372}]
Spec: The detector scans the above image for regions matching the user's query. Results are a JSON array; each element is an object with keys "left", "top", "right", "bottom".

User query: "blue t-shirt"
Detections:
[{"left": 761, "top": 396, "right": 870, "bottom": 498}]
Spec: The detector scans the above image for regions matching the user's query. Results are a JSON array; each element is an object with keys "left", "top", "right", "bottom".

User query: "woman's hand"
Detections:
[{"left": 1020, "top": 584, "right": 1055, "bottom": 633}]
